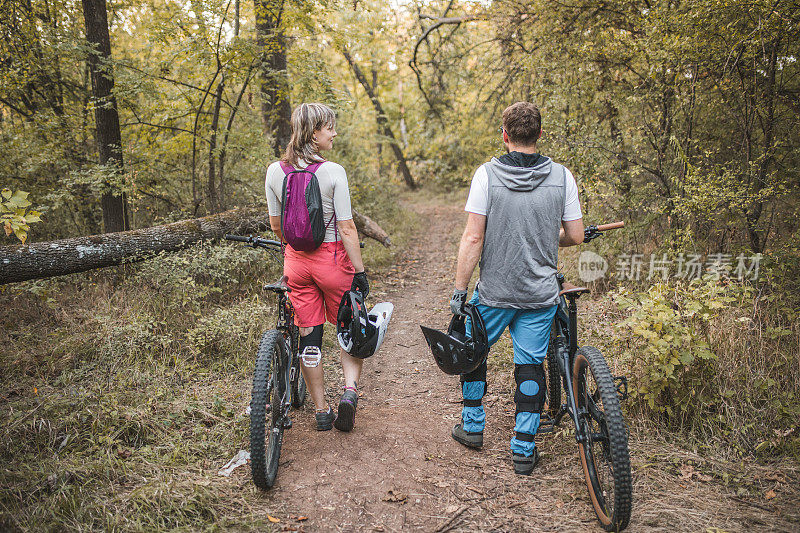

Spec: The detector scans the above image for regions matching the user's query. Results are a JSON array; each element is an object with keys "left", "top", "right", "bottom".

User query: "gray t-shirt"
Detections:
[{"left": 265, "top": 160, "right": 353, "bottom": 243}]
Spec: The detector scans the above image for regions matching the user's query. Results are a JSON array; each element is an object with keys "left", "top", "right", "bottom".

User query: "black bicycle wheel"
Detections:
[
  {"left": 250, "top": 330, "right": 286, "bottom": 490},
  {"left": 289, "top": 327, "right": 307, "bottom": 408},
  {"left": 572, "top": 346, "right": 632, "bottom": 531},
  {"left": 545, "top": 331, "right": 562, "bottom": 417}
]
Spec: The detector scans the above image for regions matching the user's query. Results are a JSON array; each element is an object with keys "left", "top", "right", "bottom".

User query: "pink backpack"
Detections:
[{"left": 278, "top": 161, "right": 334, "bottom": 251}]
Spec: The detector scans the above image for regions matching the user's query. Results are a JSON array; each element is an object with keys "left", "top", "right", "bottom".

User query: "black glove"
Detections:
[
  {"left": 450, "top": 288, "right": 468, "bottom": 316},
  {"left": 351, "top": 271, "right": 369, "bottom": 297},
  {"left": 583, "top": 225, "right": 603, "bottom": 243}
]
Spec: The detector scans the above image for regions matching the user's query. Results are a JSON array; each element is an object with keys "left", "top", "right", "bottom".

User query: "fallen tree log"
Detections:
[{"left": 0, "top": 207, "right": 390, "bottom": 285}]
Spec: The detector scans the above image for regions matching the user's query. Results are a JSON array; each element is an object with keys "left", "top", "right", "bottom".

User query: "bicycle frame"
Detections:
[
  {"left": 265, "top": 273, "right": 306, "bottom": 433},
  {"left": 224, "top": 234, "right": 302, "bottom": 427},
  {"left": 547, "top": 222, "right": 629, "bottom": 443},
  {"left": 549, "top": 275, "right": 589, "bottom": 444}
]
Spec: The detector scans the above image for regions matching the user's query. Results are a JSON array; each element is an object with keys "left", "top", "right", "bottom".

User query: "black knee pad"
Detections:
[
  {"left": 514, "top": 363, "right": 545, "bottom": 414},
  {"left": 299, "top": 324, "right": 323, "bottom": 351},
  {"left": 460, "top": 360, "right": 487, "bottom": 407}
]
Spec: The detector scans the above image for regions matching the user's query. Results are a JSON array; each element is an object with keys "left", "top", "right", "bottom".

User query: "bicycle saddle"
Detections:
[
  {"left": 559, "top": 282, "right": 590, "bottom": 298},
  {"left": 264, "top": 275, "right": 292, "bottom": 293}
]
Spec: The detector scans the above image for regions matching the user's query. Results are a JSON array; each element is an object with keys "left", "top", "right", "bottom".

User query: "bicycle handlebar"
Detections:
[
  {"left": 224, "top": 234, "right": 282, "bottom": 249},
  {"left": 583, "top": 221, "right": 624, "bottom": 243},
  {"left": 596, "top": 221, "right": 625, "bottom": 231}
]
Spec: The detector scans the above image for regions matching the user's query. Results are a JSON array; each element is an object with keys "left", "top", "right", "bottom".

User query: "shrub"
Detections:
[
  {"left": 613, "top": 276, "right": 746, "bottom": 425},
  {"left": 612, "top": 274, "right": 800, "bottom": 455}
]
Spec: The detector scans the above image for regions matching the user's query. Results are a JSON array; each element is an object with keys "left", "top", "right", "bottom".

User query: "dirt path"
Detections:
[{"left": 243, "top": 195, "right": 798, "bottom": 532}]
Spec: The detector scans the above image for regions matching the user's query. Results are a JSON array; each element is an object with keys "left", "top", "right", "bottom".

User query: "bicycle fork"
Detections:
[{"left": 271, "top": 339, "right": 295, "bottom": 430}]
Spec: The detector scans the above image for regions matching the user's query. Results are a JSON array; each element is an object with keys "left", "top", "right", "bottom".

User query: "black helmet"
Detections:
[
  {"left": 337, "top": 290, "right": 382, "bottom": 359},
  {"left": 420, "top": 303, "right": 489, "bottom": 375}
]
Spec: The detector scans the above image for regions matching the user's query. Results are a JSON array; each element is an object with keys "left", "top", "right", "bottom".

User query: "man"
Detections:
[{"left": 449, "top": 101, "right": 584, "bottom": 475}]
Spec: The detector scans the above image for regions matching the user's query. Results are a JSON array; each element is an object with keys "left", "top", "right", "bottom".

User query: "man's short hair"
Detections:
[{"left": 502, "top": 102, "right": 541, "bottom": 146}]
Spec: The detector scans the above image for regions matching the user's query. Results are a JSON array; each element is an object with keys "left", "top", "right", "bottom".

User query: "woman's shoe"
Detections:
[
  {"left": 451, "top": 423, "right": 483, "bottom": 449},
  {"left": 315, "top": 406, "right": 335, "bottom": 431}
]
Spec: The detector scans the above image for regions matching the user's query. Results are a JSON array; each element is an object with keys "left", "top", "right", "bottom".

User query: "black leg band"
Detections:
[
  {"left": 515, "top": 431, "right": 535, "bottom": 442},
  {"left": 299, "top": 324, "right": 323, "bottom": 351},
  {"left": 460, "top": 359, "right": 487, "bottom": 383}
]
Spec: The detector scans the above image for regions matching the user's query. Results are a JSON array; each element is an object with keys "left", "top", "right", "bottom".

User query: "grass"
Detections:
[
  {"left": 0, "top": 190, "right": 414, "bottom": 531},
  {"left": 2, "top": 186, "right": 798, "bottom": 529}
]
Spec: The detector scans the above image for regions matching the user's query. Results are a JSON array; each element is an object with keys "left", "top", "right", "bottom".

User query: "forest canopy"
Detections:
[{"left": 2, "top": 0, "right": 797, "bottom": 261}]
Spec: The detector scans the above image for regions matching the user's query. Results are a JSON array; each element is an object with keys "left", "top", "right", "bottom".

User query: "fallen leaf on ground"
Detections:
[
  {"left": 765, "top": 489, "right": 777, "bottom": 500},
  {"left": 763, "top": 471, "right": 786, "bottom": 483},
  {"left": 382, "top": 489, "right": 407, "bottom": 503},
  {"left": 297, "top": 516, "right": 308, "bottom": 521},
  {"left": 679, "top": 464, "right": 695, "bottom": 480},
  {"left": 267, "top": 515, "right": 281, "bottom": 523}
]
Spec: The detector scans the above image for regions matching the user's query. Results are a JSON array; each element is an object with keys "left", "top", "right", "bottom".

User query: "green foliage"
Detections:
[
  {"left": 611, "top": 272, "right": 800, "bottom": 455},
  {"left": 1, "top": 188, "right": 41, "bottom": 243},
  {"left": 186, "top": 298, "right": 273, "bottom": 362},
  {"left": 613, "top": 276, "right": 740, "bottom": 422}
]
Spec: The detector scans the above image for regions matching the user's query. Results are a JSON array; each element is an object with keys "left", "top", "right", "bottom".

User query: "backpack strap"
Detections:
[{"left": 305, "top": 161, "right": 324, "bottom": 174}]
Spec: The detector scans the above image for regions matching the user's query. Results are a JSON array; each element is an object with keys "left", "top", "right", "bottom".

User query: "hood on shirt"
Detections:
[{"left": 486, "top": 155, "right": 554, "bottom": 192}]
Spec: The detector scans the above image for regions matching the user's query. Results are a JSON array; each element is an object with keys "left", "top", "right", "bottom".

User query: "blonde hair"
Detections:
[{"left": 282, "top": 103, "right": 336, "bottom": 167}]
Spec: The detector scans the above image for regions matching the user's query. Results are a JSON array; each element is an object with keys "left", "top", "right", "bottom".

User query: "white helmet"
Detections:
[
  {"left": 369, "top": 302, "right": 394, "bottom": 355},
  {"left": 336, "top": 291, "right": 393, "bottom": 358}
]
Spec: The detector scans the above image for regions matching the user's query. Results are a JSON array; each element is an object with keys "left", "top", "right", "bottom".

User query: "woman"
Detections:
[{"left": 265, "top": 103, "right": 369, "bottom": 432}]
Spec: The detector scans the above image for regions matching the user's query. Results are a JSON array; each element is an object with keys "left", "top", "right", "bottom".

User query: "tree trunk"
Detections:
[
  {"left": 217, "top": 69, "right": 254, "bottom": 211},
  {"left": 342, "top": 48, "right": 416, "bottom": 189},
  {"left": 0, "top": 209, "right": 389, "bottom": 285},
  {"left": 255, "top": 0, "right": 292, "bottom": 156},
  {"left": 746, "top": 38, "right": 779, "bottom": 254},
  {"left": 207, "top": 76, "right": 225, "bottom": 213},
  {"left": 82, "top": 0, "right": 129, "bottom": 232}
]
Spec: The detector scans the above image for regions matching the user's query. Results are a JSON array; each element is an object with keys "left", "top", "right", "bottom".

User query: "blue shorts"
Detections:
[{"left": 465, "top": 289, "right": 556, "bottom": 366}]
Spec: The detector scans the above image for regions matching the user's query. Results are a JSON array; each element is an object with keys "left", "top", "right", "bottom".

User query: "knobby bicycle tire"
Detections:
[
  {"left": 572, "top": 346, "right": 632, "bottom": 531},
  {"left": 250, "top": 330, "right": 286, "bottom": 490},
  {"left": 545, "top": 332, "right": 562, "bottom": 417}
]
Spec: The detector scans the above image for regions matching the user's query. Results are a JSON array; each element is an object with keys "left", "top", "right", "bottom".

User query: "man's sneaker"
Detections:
[
  {"left": 451, "top": 423, "right": 483, "bottom": 449},
  {"left": 512, "top": 448, "right": 540, "bottom": 476},
  {"left": 315, "top": 406, "right": 335, "bottom": 431},
  {"left": 333, "top": 388, "right": 358, "bottom": 432}
]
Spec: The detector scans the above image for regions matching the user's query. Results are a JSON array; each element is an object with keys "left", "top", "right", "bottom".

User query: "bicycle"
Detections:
[
  {"left": 224, "top": 234, "right": 307, "bottom": 490},
  {"left": 538, "top": 221, "right": 632, "bottom": 531}
]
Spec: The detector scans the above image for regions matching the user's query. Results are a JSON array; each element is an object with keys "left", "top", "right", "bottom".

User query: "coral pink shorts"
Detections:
[{"left": 284, "top": 241, "right": 355, "bottom": 327}]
